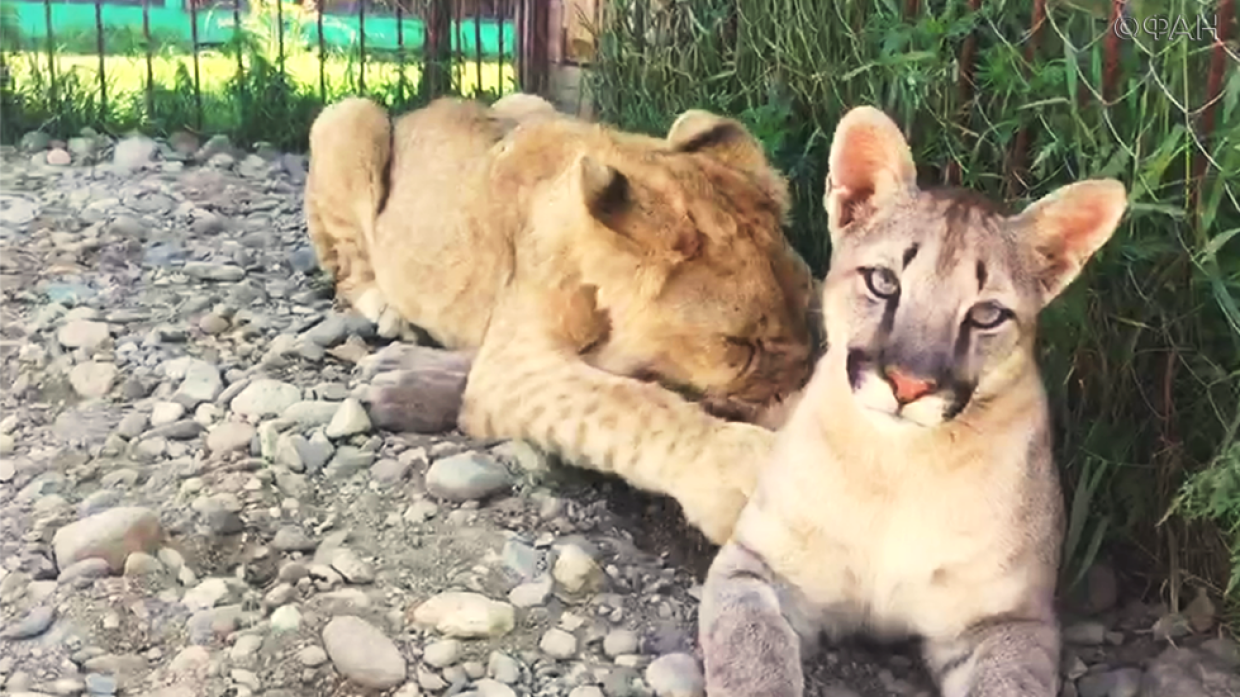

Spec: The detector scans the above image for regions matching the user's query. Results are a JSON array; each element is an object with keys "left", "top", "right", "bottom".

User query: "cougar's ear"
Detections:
[
  {"left": 667, "top": 110, "right": 770, "bottom": 174},
  {"left": 575, "top": 153, "right": 700, "bottom": 262},
  {"left": 823, "top": 106, "right": 918, "bottom": 242},
  {"left": 1012, "top": 179, "right": 1127, "bottom": 305}
]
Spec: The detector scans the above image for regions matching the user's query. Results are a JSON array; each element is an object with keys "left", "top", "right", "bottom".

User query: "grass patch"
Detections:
[
  {"left": 2, "top": 49, "right": 514, "bottom": 149},
  {"left": 7, "top": 52, "right": 514, "bottom": 102},
  {"left": 588, "top": 0, "right": 1240, "bottom": 624}
]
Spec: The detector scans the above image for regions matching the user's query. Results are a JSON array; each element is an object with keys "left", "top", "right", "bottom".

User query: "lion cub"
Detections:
[{"left": 699, "top": 106, "right": 1128, "bottom": 697}]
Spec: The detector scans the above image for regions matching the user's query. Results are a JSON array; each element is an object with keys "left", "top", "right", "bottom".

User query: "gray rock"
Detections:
[
  {"left": 114, "top": 136, "right": 158, "bottom": 169},
  {"left": 326, "top": 398, "right": 372, "bottom": 439},
  {"left": 282, "top": 400, "right": 340, "bottom": 427},
  {"left": 370, "top": 458, "right": 410, "bottom": 484},
  {"left": 604, "top": 629, "right": 640, "bottom": 658},
  {"left": 21, "top": 130, "right": 51, "bottom": 152},
  {"left": 231, "top": 379, "right": 303, "bottom": 418},
  {"left": 411, "top": 592, "right": 515, "bottom": 639},
  {"left": 171, "top": 359, "right": 222, "bottom": 407},
  {"left": 487, "top": 651, "right": 521, "bottom": 685},
  {"left": 1062, "top": 620, "right": 1108, "bottom": 646},
  {"left": 475, "top": 679, "right": 518, "bottom": 697},
  {"left": 322, "top": 615, "right": 407, "bottom": 689},
  {"left": 305, "top": 315, "right": 348, "bottom": 347},
  {"left": 425, "top": 452, "right": 513, "bottom": 502},
  {"left": 58, "top": 557, "right": 113, "bottom": 583},
  {"left": 1079, "top": 667, "right": 1142, "bottom": 697},
  {"left": 326, "top": 547, "right": 375, "bottom": 584},
  {"left": 150, "top": 401, "right": 186, "bottom": 427},
  {"left": 0, "top": 605, "right": 55, "bottom": 639},
  {"left": 206, "top": 422, "right": 257, "bottom": 454},
  {"left": 84, "top": 672, "right": 118, "bottom": 695},
  {"left": 58, "top": 320, "right": 110, "bottom": 349},
  {"left": 423, "top": 639, "right": 463, "bottom": 668},
  {"left": 270, "top": 604, "right": 301, "bottom": 633},
  {"left": 554, "top": 544, "right": 603, "bottom": 594},
  {"left": 299, "top": 645, "right": 329, "bottom": 667},
  {"left": 182, "top": 261, "right": 245, "bottom": 282},
  {"left": 53, "top": 507, "right": 162, "bottom": 573},
  {"left": 645, "top": 653, "right": 705, "bottom": 697},
  {"left": 193, "top": 493, "right": 244, "bottom": 535},
  {"left": 540, "top": 628, "right": 578, "bottom": 659},
  {"left": 272, "top": 526, "right": 316, "bottom": 552},
  {"left": 508, "top": 576, "right": 553, "bottom": 608},
  {"left": 502, "top": 539, "right": 542, "bottom": 581},
  {"left": 69, "top": 362, "right": 118, "bottom": 399},
  {"left": 144, "top": 419, "right": 204, "bottom": 441},
  {"left": 324, "top": 445, "right": 375, "bottom": 479}
]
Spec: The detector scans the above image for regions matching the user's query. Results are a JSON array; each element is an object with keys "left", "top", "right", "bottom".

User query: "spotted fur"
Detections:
[{"left": 305, "top": 94, "right": 817, "bottom": 544}]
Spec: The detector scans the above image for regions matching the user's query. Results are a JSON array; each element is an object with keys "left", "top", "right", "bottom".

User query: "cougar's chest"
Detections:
[{"left": 739, "top": 427, "right": 1026, "bottom": 640}]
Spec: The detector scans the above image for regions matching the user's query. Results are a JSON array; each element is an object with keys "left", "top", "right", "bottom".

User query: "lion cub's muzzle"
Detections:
[
  {"left": 699, "top": 343, "right": 815, "bottom": 426},
  {"left": 846, "top": 348, "right": 975, "bottom": 427}
]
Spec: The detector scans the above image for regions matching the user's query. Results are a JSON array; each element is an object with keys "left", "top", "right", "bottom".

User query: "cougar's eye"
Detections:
[
  {"left": 967, "top": 301, "right": 1011, "bottom": 329},
  {"left": 862, "top": 267, "right": 900, "bottom": 300}
]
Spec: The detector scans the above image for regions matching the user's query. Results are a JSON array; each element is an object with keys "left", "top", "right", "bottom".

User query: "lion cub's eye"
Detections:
[
  {"left": 725, "top": 337, "right": 757, "bottom": 373},
  {"left": 862, "top": 267, "right": 900, "bottom": 300},
  {"left": 967, "top": 301, "right": 1011, "bottom": 329}
]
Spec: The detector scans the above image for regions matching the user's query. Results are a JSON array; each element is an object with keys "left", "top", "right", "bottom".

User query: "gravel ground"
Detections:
[{"left": 0, "top": 131, "right": 1236, "bottom": 697}]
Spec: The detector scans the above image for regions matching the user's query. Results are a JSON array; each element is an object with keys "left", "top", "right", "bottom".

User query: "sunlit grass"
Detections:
[{"left": 7, "top": 50, "right": 516, "bottom": 101}]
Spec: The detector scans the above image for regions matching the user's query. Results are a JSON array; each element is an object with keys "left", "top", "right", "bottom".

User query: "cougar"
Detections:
[{"left": 699, "top": 106, "right": 1128, "bottom": 697}]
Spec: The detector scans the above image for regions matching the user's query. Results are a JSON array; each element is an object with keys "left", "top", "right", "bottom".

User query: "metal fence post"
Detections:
[
  {"left": 421, "top": 0, "right": 453, "bottom": 98},
  {"left": 515, "top": 0, "right": 548, "bottom": 95}
]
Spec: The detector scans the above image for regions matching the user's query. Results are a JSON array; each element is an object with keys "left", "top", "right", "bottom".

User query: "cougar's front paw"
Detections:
[{"left": 700, "top": 545, "right": 805, "bottom": 697}]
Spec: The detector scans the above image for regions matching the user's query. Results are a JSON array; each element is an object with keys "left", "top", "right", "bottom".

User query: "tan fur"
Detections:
[
  {"left": 304, "top": 97, "right": 392, "bottom": 326},
  {"left": 699, "top": 106, "right": 1129, "bottom": 697},
  {"left": 305, "top": 94, "right": 816, "bottom": 544}
]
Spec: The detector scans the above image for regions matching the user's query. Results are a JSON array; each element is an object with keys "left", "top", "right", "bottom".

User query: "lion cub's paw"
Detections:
[
  {"left": 358, "top": 343, "right": 473, "bottom": 380},
  {"left": 351, "top": 286, "right": 413, "bottom": 339},
  {"left": 364, "top": 368, "right": 468, "bottom": 434},
  {"left": 376, "top": 306, "right": 417, "bottom": 341},
  {"left": 679, "top": 490, "right": 751, "bottom": 547},
  {"left": 358, "top": 345, "right": 474, "bottom": 434}
]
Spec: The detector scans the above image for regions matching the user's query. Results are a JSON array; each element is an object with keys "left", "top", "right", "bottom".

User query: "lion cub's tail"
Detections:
[{"left": 307, "top": 96, "right": 393, "bottom": 256}]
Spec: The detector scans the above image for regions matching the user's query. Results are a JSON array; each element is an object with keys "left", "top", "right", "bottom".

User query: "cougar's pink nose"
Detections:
[{"left": 884, "top": 366, "right": 936, "bottom": 404}]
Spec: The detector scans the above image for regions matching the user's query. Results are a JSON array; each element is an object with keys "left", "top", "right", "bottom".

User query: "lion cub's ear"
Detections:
[
  {"left": 667, "top": 110, "right": 770, "bottom": 175},
  {"left": 575, "top": 154, "right": 700, "bottom": 262},
  {"left": 1010, "top": 179, "right": 1127, "bottom": 305},
  {"left": 823, "top": 106, "right": 918, "bottom": 242}
]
